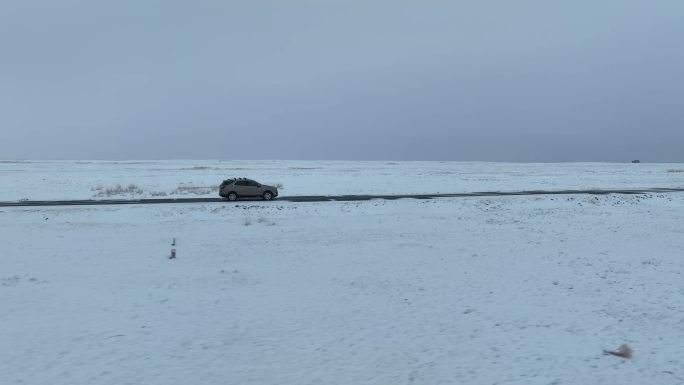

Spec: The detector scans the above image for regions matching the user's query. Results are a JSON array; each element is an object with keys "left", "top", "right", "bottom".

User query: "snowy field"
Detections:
[
  {"left": 1, "top": 160, "right": 683, "bottom": 201},
  {"left": 2, "top": 162, "right": 684, "bottom": 385}
]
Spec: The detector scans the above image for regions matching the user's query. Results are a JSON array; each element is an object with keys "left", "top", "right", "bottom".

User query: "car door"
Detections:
[
  {"left": 233, "top": 180, "right": 250, "bottom": 195},
  {"left": 243, "top": 180, "right": 261, "bottom": 196}
]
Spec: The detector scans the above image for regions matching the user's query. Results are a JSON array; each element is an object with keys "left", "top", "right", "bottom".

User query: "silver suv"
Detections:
[{"left": 219, "top": 178, "right": 279, "bottom": 201}]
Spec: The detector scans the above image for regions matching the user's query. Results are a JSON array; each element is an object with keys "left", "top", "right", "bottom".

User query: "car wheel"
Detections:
[
  {"left": 227, "top": 192, "right": 238, "bottom": 201},
  {"left": 262, "top": 191, "right": 273, "bottom": 201}
]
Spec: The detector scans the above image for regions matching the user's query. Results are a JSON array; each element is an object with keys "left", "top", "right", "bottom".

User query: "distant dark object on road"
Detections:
[{"left": 632, "top": 160, "right": 641, "bottom": 163}]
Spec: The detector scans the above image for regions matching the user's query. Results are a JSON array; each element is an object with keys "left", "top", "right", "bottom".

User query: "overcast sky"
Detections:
[{"left": 1, "top": 0, "right": 682, "bottom": 161}]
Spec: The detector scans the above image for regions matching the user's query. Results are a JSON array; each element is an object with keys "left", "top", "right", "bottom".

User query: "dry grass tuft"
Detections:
[
  {"left": 95, "top": 184, "right": 143, "bottom": 197},
  {"left": 667, "top": 169, "right": 684, "bottom": 173},
  {"left": 172, "top": 183, "right": 217, "bottom": 195},
  {"left": 604, "top": 344, "right": 633, "bottom": 358}
]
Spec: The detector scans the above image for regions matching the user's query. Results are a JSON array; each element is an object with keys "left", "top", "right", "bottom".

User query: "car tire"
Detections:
[
  {"left": 262, "top": 191, "right": 273, "bottom": 201},
  {"left": 227, "top": 192, "right": 238, "bottom": 201}
]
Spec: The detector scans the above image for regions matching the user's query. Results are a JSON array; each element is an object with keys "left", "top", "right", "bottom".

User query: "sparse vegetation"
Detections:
[
  {"left": 243, "top": 217, "right": 253, "bottom": 226},
  {"left": 91, "top": 182, "right": 219, "bottom": 197},
  {"left": 94, "top": 184, "right": 143, "bottom": 197},
  {"left": 274, "top": 182, "right": 284, "bottom": 189},
  {"left": 667, "top": 169, "right": 684, "bottom": 173},
  {"left": 257, "top": 217, "right": 276, "bottom": 226},
  {"left": 173, "top": 183, "right": 217, "bottom": 195}
]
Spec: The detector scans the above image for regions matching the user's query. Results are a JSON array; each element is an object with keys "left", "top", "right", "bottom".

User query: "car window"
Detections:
[
  {"left": 247, "top": 181, "right": 259, "bottom": 186},
  {"left": 235, "top": 181, "right": 247, "bottom": 186}
]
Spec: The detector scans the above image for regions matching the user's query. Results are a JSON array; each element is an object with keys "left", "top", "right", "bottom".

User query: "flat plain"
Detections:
[{"left": 2, "top": 161, "right": 684, "bottom": 385}]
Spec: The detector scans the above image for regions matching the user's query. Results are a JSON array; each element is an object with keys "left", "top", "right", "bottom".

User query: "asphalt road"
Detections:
[{"left": 1, "top": 188, "right": 683, "bottom": 207}]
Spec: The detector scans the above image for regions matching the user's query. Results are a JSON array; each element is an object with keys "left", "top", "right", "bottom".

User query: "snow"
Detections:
[
  {"left": 1, "top": 160, "right": 683, "bottom": 201},
  {"left": 2, "top": 162, "right": 684, "bottom": 384}
]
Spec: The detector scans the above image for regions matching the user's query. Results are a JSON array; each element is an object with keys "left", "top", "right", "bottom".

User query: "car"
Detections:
[{"left": 219, "top": 178, "right": 279, "bottom": 201}]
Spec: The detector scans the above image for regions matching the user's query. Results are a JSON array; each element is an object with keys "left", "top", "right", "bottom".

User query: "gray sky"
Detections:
[{"left": 1, "top": 0, "right": 683, "bottom": 162}]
